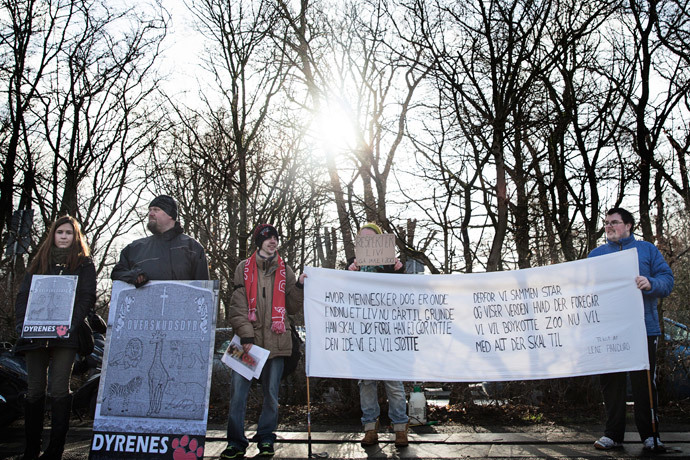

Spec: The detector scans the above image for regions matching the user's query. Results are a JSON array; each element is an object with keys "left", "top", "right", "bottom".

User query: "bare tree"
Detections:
[
  {"left": 527, "top": 0, "right": 624, "bottom": 259},
  {"left": 613, "top": 0, "right": 690, "bottom": 241},
  {"left": 29, "top": 1, "right": 168, "bottom": 273},
  {"left": 404, "top": 0, "right": 562, "bottom": 271},
  {"left": 0, "top": 0, "right": 167, "bottom": 268},
  {"left": 398, "top": 86, "right": 484, "bottom": 273},
  {"left": 0, "top": 0, "right": 167, "bottom": 340},
  {"left": 0, "top": 0, "right": 68, "bottom": 245},
  {"left": 157, "top": 0, "right": 330, "bottom": 324},
  {"left": 276, "top": 0, "right": 431, "bottom": 269},
  {"left": 274, "top": 0, "right": 358, "bottom": 262}
]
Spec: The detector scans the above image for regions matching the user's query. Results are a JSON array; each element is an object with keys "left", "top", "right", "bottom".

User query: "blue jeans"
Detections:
[
  {"left": 227, "top": 357, "right": 284, "bottom": 448},
  {"left": 359, "top": 380, "right": 408, "bottom": 431}
]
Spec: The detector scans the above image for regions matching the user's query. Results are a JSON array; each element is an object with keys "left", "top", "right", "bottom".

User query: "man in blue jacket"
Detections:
[{"left": 588, "top": 207, "right": 673, "bottom": 452}]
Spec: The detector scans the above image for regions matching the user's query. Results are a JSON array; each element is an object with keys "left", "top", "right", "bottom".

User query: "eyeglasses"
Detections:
[{"left": 603, "top": 220, "right": 624, "bottom": 227}]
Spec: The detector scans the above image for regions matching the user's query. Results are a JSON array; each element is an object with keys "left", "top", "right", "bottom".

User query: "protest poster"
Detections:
[
  {"left": 89, "top": 280, "right": 218, "bottom": 460},
  {"left": 221, "top": 335, "right": 270, "bottom": 380},
  {"left": 354, "top": 233, "right": 396, "bottom": 266},
  {"left": 21, "top": 275, "right": 77, "bottom": 339},
  {"left": 304, "top": 249, "right": 648, "bottom": 382}
]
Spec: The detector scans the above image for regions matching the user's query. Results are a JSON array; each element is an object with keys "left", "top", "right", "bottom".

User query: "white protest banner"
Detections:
[
  {"left": 304, "top": 249, "right": 648, "bottom": 382},
  {"left": 355, "top": 233, "right": 396, "bottom": 266},
  {"left": 90, "top": 280, "right": 218, "bottom": 460},
  {"left": 22, "top": 275, "right": 77, "bottom": 339}
]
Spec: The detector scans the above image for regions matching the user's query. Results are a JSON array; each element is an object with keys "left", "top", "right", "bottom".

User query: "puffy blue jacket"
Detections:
[{"left": 588, "top": 234, "right": 673, "bottom": 336}]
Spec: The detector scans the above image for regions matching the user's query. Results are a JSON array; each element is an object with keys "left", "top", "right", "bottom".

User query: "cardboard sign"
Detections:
[
  {"left": 90, "top": 280, "right": 219, "bottom": 460},
  {"left": 22, "top": 275, "right": 77, "bottom": 339},
  {"left": 305, "top": 249, "right": 649, "bottom": 381},
  {"left": 354, "top": 233, "right": 396, "bottom": 266}
]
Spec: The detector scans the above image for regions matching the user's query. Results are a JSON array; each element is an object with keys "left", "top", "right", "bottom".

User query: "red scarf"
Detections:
[{"left": 244, "top": 251, "right": 287, "bottom": 334}]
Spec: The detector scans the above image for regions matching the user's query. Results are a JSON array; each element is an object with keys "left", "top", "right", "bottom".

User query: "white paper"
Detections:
[
  {"left": 221, "top": 335, "right": 270, "bottom": 380},
  {"left": 22, "top": 275, "right": 78, "bottom": 339}
]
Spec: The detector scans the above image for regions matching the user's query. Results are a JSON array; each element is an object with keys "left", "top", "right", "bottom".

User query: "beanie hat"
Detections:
[
  {"left": 149, "top": 195, "right": 178, "bottom": 220},
  {"left": 360, "top": 222, "right": 383, "bottom": 235},
  {"left": 254, "top": 224, "right": 279, "bottom": 249}
]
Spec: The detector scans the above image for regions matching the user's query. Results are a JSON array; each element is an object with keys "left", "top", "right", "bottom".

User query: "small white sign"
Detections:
[
  {"left": 22, "top": 275, "right": 77, "bottom": 339},
  {"left": 221, "top": 335, "right": 270, "bottom": 380}
]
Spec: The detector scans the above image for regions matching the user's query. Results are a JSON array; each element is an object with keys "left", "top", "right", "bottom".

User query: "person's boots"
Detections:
[
  {"left": 394, "top": 423, "right": 409, "bottom": 447},
  {"left": 22, "top": 396, "right": 45, "bottom": 460},
  {"left": 360, "top": 421, "right": 379, "bottom": 446},
  {"left": 38, "top": 395, "right": 72, "bottom": 460}
]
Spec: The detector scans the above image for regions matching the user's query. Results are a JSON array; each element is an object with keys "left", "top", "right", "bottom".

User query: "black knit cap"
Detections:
[
  {"left": 149, "top": 195, "right": 178, "bottom": 220},
  {"left": 254, "top": 224, "right": 279, "bottom": 249}
]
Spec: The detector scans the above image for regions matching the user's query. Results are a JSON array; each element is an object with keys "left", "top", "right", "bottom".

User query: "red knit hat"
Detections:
[{"left": 253, "top": 224, "right": 279, "bottom": 248}]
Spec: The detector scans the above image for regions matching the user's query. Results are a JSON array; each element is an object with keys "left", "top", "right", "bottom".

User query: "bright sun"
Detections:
[{"left": 312, "top": 99, "right": 359, "bottom": 156}]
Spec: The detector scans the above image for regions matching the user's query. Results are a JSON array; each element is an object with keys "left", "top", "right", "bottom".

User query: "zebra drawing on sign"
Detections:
[{"left": 106, "top": 376, "right": 143, "bottom": 413}]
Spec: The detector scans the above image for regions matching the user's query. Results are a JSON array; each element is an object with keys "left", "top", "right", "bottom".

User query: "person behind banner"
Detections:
[
  {"left": 221, "top": 224, "right": 306, "bottom": 459},
  {"left": 14, "top": 215, "right": 97, "bottom": 460},
  {"left": 348, "top": 222, "right": 410, "bottom": 448},
  {"left": 588, "top": 207, "right": 673, "bottom": 452},
  {"left": 111, "top": 194, "right": 209, "bottom": 285}
]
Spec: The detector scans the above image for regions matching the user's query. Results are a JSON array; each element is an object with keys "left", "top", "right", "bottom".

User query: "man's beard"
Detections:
[{"left": 147, "top": 220, "right": 162, "bottom": 234}]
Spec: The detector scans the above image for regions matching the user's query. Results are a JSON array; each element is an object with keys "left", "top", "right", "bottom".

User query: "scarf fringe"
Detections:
[{"left": 271, "top": 321, "right": 286, "bottom": 334}]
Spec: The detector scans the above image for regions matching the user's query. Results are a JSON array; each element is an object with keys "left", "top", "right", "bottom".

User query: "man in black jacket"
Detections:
[{"left": 112, "top": 195, "right": 209, "bottom": 285}]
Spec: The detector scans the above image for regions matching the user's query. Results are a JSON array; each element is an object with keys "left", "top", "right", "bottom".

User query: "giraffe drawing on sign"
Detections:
[{"left": 147, "top": 331, "right": 170, "bottom": 416}]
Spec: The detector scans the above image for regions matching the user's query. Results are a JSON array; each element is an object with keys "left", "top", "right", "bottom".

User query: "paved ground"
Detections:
[{"left": 2, "top": 423, "right": 688, "bottom": 459}]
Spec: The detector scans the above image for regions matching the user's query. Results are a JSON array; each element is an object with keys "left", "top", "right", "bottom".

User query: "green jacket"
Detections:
[{"left": 230, "top": 255, "right": 303, "bottom": 358}]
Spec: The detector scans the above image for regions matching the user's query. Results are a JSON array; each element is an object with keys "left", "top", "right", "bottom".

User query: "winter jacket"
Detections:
[
  {"left": 229, "top": 254, "right": 304, "bottom": 359},
  {"left": 588, "top": 233, "right": 674, "bottom": 336},
  {"left": 111, "top": 222, "right": 209, "bottom": 283},
  {"left": 14, "top": 257, "right": 97, "bottom": 353}
]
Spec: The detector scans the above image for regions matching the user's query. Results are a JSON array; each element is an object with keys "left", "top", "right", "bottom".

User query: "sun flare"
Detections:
[{"left": 312, "top": 100, "right": 359, "bottom": 156}]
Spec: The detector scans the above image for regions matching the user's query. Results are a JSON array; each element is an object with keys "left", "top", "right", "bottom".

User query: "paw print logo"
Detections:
[
  {"left": 56, "top": 325, "right": 69, "bottom": 337},
  {"left": 172, "top": 435, "right": 203, "bottom": 460}
]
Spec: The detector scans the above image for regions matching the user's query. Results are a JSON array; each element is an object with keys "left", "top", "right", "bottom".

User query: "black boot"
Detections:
[
  {"left": 38, "top": 395, "right": 72, "bottom": 460},
  {"left": 22, "top": 396, "right": 45, "bottom": 460}
]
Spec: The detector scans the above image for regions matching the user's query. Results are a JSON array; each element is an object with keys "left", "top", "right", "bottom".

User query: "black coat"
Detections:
[
  {"left": 14, "top": 258, "right": 97, "bottom": 353},
  {"left": 111, "top": 222, "right": 209, "bottom": 283}
]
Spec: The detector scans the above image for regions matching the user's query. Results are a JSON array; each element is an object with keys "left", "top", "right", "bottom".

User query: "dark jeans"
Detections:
[
  {"left": 599, "top": 336, "right": 659, "bottom": 442},
  {"left": 25, "top": 347, "right": 76, "bottom": 401},
  {"left": 226, "top": 357, "right": 284, "bottom": 449}
]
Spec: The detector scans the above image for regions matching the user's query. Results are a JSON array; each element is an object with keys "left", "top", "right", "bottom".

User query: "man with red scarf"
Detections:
[{"left": 221, "top": 224, "right": 306, "bottom": 459}]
